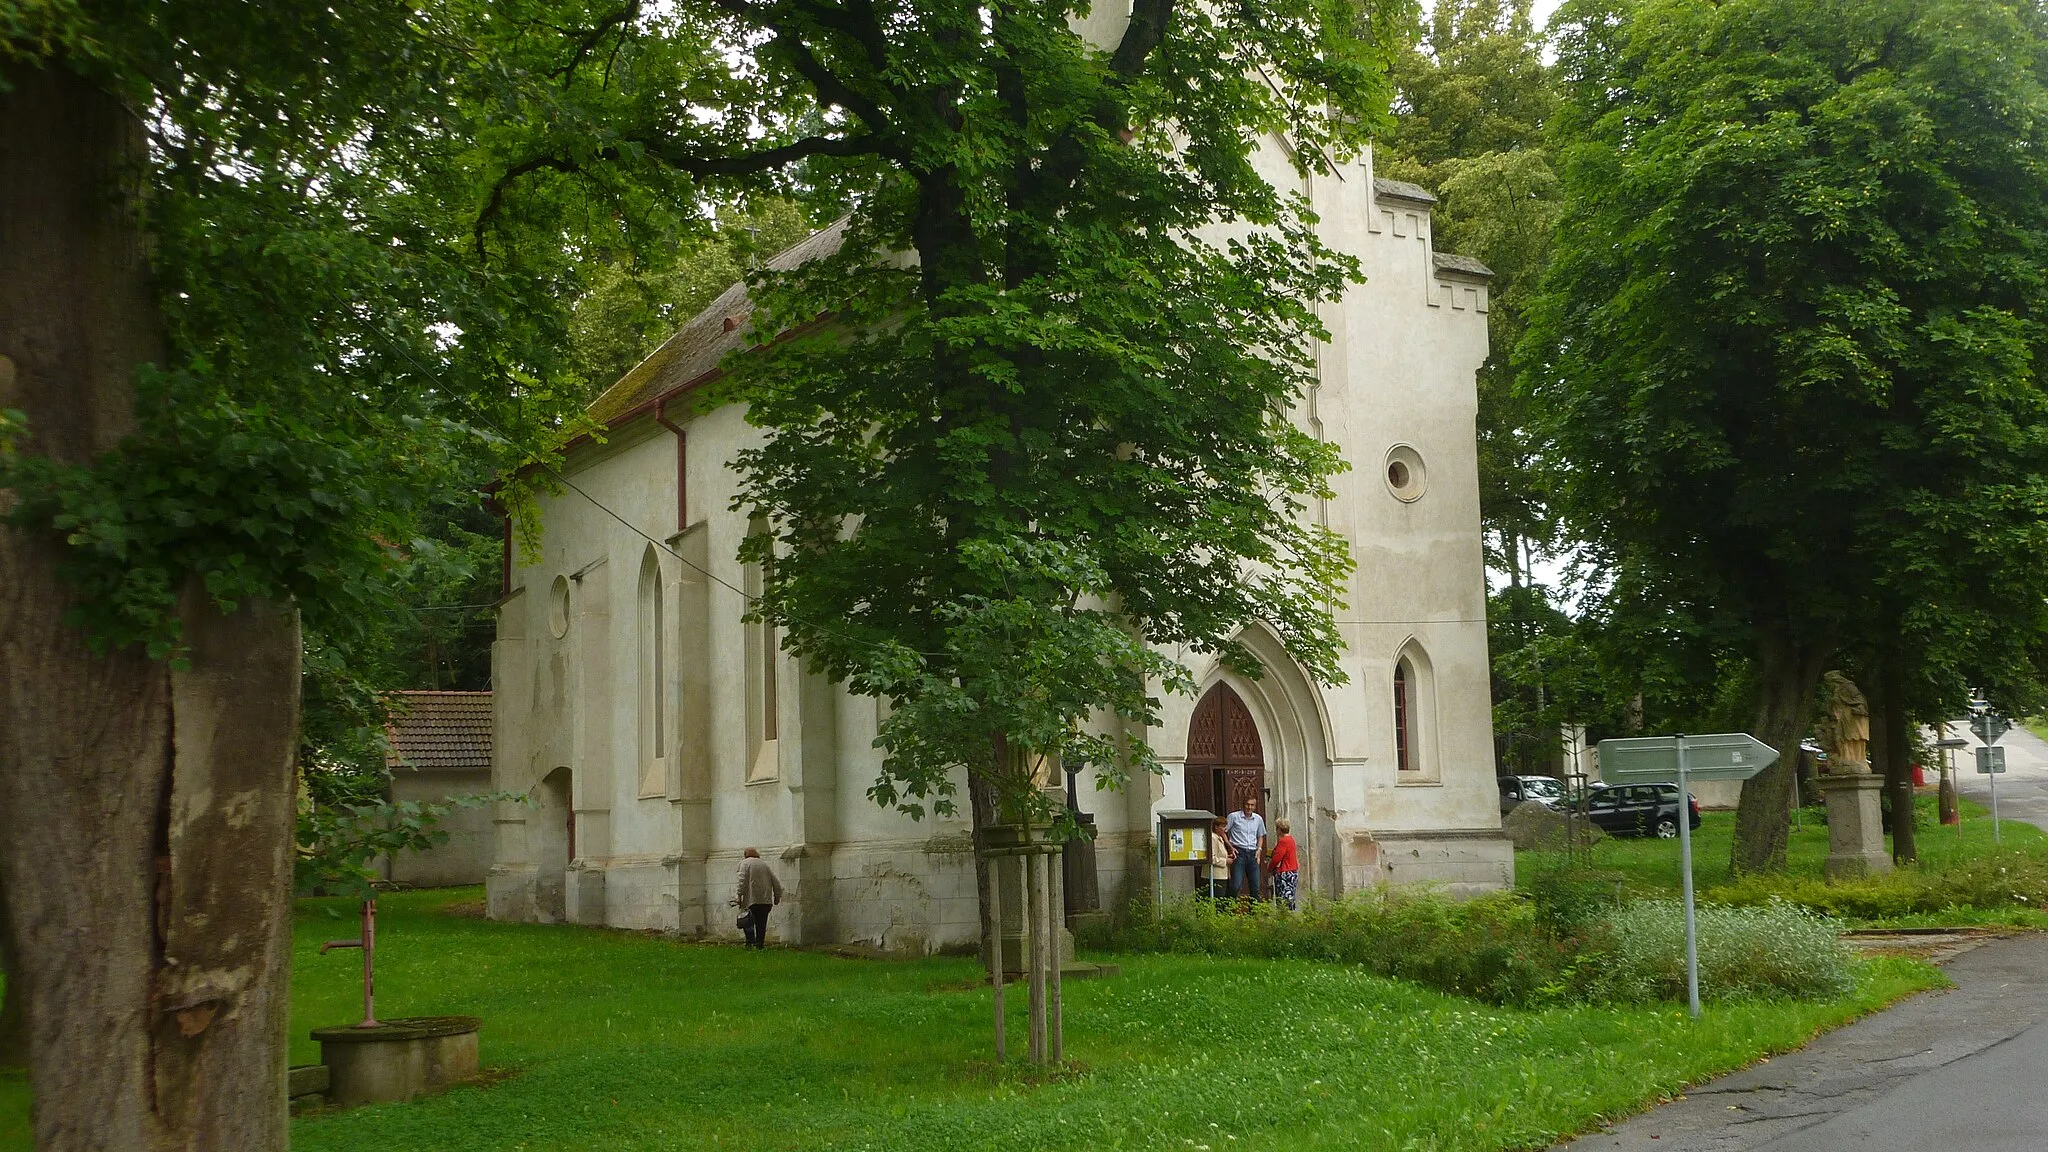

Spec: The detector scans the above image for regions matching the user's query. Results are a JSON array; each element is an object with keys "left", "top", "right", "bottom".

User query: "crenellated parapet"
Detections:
[{"left": 1363, "top": 172, "right": 1491, "bottom": 315}]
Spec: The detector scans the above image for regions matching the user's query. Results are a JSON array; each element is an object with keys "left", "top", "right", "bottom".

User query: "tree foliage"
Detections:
[
  {"left": 0, "top": 0, "right": 751, "bottom": 662},
  {"left": 1527, "top": 0, "right": 2048, "bottom": 870},
  {"left": 0, "top": 5, "right": 767, "bottom": 1137},
  {"left": 294, "top": 793, "right": 512, "bottom": 901},
  {"left": 1378, "top": 0, "right": 1561, "bottom": 573},
  {"left": 652, "top": 1, "right": 1391, "bottom": 829}
]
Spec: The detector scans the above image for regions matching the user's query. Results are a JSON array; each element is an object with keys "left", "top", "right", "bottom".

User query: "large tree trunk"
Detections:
[
  {"left": 1, "top": 871, "right": 24, "bottom": 1069},
  {"left": 1730, "top": 632, "right": 1828, "bottom": 874},
  {"left": 1876, "top": 654, "right": 1917, "bottom": 864},
  {"left": 0, "top": 64, "right": 302, "bottom": 1152}
]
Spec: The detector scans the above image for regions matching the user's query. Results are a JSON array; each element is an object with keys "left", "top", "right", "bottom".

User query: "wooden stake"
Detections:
[
  {"left": 1027, "top": 847, "right": 1048, "bottom": 1064},
  {"left": 1049, "top": 846, "right": 1064, "bottom": 1064},
  {"left": 987, "top": 849, "right": 1006, "bottom": 1061}
]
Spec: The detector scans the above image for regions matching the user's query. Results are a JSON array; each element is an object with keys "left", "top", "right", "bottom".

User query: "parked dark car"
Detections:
[
  {"left": 1579, "top": 783, "right": 1702, "bottom": 838},
  {"left": 1498, "top": 775, "right": 1568, "bottom": 815}
]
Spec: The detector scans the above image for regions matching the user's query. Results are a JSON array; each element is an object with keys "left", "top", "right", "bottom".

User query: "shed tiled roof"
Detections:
[
  {"left": 586, "top": 217, "right": 852, "bottom": 426},
  {"left": 384, "top": 690, "right": 492, "bottom": 774}
]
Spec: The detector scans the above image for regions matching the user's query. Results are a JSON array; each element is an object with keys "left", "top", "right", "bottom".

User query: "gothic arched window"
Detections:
[{"left": 1394, "top": 659, "right": 1413, "bottom": 773}]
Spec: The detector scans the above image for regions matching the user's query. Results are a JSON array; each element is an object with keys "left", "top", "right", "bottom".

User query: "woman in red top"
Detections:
[{"left": 1268, "top": 820, "right": 1300, "bottom": 910}]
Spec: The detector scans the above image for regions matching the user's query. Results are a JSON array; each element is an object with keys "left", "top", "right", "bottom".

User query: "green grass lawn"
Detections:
[
  {"left": 1519, "top": 797, "right": 2048, "bottom": 926},
  {"left": 1, "top": 888, "right": 1947, "bottom": 1152}
]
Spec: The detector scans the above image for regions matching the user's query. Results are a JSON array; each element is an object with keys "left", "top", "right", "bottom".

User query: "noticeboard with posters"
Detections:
[{"left": 1156, "top": 810, "right": 1217, "bottom": 867}]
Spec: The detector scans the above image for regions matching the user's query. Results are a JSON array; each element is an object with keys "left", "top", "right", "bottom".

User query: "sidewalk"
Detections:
[{"left": 1552, "top": 932, "right": 2048, "bottom": 1150}]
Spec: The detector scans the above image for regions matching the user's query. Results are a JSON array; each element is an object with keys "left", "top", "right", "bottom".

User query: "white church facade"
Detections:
[{"left": 484, "top": 147, "right": 1513, "bottom": 951}]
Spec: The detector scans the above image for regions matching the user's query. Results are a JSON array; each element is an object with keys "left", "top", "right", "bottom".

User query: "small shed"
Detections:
[{"left": 383, "top": 690, "right": 493, "bottom": 887}]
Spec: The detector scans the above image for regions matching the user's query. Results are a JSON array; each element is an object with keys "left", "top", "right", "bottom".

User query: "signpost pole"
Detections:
[
  {"left": 1677, "top": 736, "right": 1700, "bottom": 1020},
  {"left": 1992, "top": 758, "right": 2002, "bottom": 845}
]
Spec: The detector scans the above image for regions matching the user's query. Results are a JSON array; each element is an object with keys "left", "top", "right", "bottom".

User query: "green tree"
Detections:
[
  {"left": 1378, "top": 0, "right": 1560, "bottom": 575},
  {"left": 1, "top": 3, "right": 727, "bottom": 1144},
  {"left": 1526, "top": 0, "right": 2048, "bottom": 874},
  {"left": 566, "top": 197, "right": 817, "bottom": 396},
  {"left": 686, "top": 0, "right": 1388, "bottom": 1062}
]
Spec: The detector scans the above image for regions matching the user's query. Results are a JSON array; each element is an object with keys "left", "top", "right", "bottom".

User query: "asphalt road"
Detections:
[
  {"left": 1553, "top": 932, "right": 2048, "bottom": 1151},
  {"left": 1946, "top": 720, "right": 2048, "bottom": 835}
]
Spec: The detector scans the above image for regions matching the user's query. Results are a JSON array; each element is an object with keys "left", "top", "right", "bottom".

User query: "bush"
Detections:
[
  {"left": 1527, "top": 866, "right": 1627, "bottom": 934},
  {"left": 1096, "top": 885, "right": 1863, "bottom": 1008},
  {"left": 1709, "top": 850, "right": 2048, "bottom": 920},
  {"left": 1102, "top": 889, "right": 1590, "bottom": 1007},
  {"left": 1592, "top": 900, "right": 1857, "bottom": 1003}
]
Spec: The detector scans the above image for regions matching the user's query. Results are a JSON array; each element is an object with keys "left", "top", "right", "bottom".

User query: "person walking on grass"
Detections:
[
  {"left": 1225, "top": 795, "right": 1267, "bottom": 901},
  {"left": 1205, "top": 816, "right": 1234, "bottom": 901},
  {"left": 1269, "top": 819, "right": 1300, "bottom": 910},
  {"left": 732, "top": 847, "right": 783, "bottom": 948}
]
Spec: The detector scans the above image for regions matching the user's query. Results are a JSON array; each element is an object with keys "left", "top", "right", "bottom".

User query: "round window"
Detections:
[
  {"left": 1384, "top": 444, "right": 1427, "bottom": 503},
  {"left": 548, "top": 574, "right": 572, "bottom": 638}
]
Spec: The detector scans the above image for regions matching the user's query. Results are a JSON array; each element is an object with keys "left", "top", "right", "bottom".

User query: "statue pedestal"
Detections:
[{"left": 1816, "top": 774, "right": 1892, "bottom": 880}]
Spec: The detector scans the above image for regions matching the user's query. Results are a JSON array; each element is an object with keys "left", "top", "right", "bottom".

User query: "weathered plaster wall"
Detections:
[{"left": 385, "top": 767, "right": 493, "bottom": 887}]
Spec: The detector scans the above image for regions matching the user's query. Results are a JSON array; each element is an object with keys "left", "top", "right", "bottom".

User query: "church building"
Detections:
[{"left": 484, "top": 145, "right": 1513, "bottom": 950}]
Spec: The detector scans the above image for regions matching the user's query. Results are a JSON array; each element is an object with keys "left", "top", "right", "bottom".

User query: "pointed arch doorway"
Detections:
[{"left": 1185, "top": 683, "right": 1264, "bottom": 816}]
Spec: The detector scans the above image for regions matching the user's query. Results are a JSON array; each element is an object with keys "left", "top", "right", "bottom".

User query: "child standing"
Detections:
[{"left": 1268, "top": 819, "right": 1300, "bottom": 910}]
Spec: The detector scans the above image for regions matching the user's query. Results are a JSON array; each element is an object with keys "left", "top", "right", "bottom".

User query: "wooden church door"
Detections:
[{"left": 1185, "top": 684, "right": 1264, "bottom": 815}]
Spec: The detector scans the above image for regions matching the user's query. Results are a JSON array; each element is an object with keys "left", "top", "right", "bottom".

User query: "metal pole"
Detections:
[
  {"left": 1677, "top": 737, "right": 1701, "bottom": 1020},
  {"left": 1155, "top": 818, "right": 1164, "bottom": 920},
  {"left": 1992, "top": 758, "right": 2002, "bottom": 844}
]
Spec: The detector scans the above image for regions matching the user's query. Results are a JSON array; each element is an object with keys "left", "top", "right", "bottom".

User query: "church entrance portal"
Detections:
[{"left": 1185, "top": 684, "right": 1265, "bottom": 817}]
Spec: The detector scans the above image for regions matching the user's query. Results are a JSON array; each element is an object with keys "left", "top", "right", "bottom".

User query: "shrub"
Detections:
[
  {"left": 1103, "top": 889, "right": 1589, "bottom": 1007},
  {"left": 1592, "top": 900, "right": 1856, "bottom": 1002},
  {"left": 1709, "top": 850, "right": 2048, "bottom": 920},
  {"left": 1527, "top": 866, "right": 1628, "bottom": 934}
]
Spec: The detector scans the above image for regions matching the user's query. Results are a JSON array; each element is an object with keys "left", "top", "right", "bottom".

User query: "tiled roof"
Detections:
[
  {"left": 1373, "top": 177, "right": 1438, "bottom": 205},
  {"left": 384, "top": 691, "right": 492, "bottom": 774},
  {"left": 1433, "top": 252, "right": 1494, "bottom": 278},
  {"left": 585, "top": 217, "right": 853, "bottom": 426}
]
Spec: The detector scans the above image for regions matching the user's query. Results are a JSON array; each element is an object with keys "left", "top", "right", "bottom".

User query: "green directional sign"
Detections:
[{"left": 1596, "top": 733, "right": 1781, "bottom": 783}]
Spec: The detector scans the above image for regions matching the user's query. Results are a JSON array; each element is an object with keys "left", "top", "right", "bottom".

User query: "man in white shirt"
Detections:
[{"left": 1224, "top": 796, "right": 1267, "bottom": 899}]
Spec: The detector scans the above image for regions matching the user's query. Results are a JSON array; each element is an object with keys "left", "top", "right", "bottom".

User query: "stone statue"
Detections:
[{"left": 1819, "top": 671, "right": 1871, "bottom": 773}]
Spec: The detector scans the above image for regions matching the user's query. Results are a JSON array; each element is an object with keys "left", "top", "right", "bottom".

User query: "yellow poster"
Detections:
[{"left": 1166, "top": 825, "right": 1208, "bottom": 863}]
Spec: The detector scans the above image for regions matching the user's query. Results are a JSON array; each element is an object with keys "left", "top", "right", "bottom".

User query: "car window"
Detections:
[
  {"left": 1587, "top": 788, "right": 1619, "bottom": 809},
  {"left": 1626, "top": 786, "right": 1665, "bottom": 804},
  {"left": 1526, "top": 779, "right": 1564, "bottom": 800}
]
